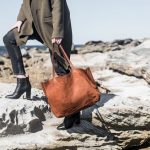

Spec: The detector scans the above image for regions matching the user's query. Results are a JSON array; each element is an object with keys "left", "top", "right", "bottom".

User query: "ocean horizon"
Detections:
[{"left": 0, "top": 44, "right": 83, "bottom": 56}]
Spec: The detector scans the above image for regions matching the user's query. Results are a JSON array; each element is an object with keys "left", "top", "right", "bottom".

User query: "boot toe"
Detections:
[
  {"left": 5, "top": 94, "right": 12, "bottom": 98},
  {"left": 5, "top": 95, "right": 16, "bottom": 99}
]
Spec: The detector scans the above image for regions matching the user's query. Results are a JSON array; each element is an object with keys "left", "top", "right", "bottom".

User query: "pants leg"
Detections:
[
  {"left": 28, "top": 24, "right": 70, "bottom": 75},
  {"left": 3, "top": 29, "right": 26, "bottom": 75},
  {"left": 3, "top": 24, "right": 44, "bottom": 76},
  {"left": 3, "top": 24, "right": 70, "bottom": 76},
  {"left": 49, "top": 45, "right": 70, "bottom": 76}
]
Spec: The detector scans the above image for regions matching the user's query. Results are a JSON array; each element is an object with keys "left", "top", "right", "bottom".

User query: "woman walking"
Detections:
[{"left": 3, "top": 0, "right": 80, "bottom": 129}]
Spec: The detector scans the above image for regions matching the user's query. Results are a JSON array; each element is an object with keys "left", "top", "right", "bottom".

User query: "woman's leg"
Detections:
[
  {"left": 3, "top": 29, "right": 26, "bottom": 77},
  {"left": 49, "top": 51, "right": 70, "bottom": 76},
  {"left": 3, "top": 29, "right": 31, "bottom": 99}
]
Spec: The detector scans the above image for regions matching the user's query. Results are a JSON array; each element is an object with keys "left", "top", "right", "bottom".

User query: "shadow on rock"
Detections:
[
  {"left": 29, "top": 95, "right": 48, "bottom": 102},
  {"left": 63, "top": 93, "right": 118, "bottom": 142},
  {"left": 28, "top": 119, "right": 43, "bottom": 133}
]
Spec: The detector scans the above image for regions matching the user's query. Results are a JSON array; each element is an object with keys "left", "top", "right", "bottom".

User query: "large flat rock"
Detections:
[
  {"left": 0, "top": 39, "right": 150, "bottom": 149},
  {"left": 0, "top": 83, "right": 50, "bottom": 137},
  {"left": 0, "top": 69, "right": 150, "bottom": 149},
  {"left": 107, "top": 40, "right": 150, "bottom": 84},
  {"left": 78, "top": 39, "right": 141, "bottom": 54}
]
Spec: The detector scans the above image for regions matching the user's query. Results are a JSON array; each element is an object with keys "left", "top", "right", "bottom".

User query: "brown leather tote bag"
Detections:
[{"left": 41, "top": 45, "right": 101, "bottom": 118}]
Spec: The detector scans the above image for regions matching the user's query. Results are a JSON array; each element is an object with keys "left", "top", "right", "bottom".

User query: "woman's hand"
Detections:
[
  {"left": 11, "top": 21, "right": 23, "bottom": 32},
  {"left": 52, "top": 37, "right": 62, "bottom": 45}
]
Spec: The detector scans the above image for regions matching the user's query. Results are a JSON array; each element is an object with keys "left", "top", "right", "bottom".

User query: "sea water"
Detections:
[{"left": 0, "top": 44, "right": 83, "bottom": 56}]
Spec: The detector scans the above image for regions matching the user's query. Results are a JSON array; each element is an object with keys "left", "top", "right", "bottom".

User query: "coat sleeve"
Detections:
[
  {"left": 51, "top": 0, "right": 64, "bottom": 38},
  {"left": 17, "top": 4, "right": 26, "bottom": 22}
]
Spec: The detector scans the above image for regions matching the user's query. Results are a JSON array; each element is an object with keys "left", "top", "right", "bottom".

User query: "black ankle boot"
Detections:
[
  {"left": 5, "top": 77, "right": 31, "bottom": 99},
  {"left": 64, "top": 112, "right": 80, "bottom": 129}
]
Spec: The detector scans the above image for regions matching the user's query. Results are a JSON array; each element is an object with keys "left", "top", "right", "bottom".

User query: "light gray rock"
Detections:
[
  {"left": 107, "top": 40, "right": 150, "bottom": 84},
  {"left": 0, "top": 69, "right": 150, "bottom": 149},
  {"left": 78, "top": 39, "right": 141, "bottom": 54},
  {"left": 20, "top": 48, "right": 31, "bottom": 59},
  {"left": 0, "top": 39, "right": 150, "bottom": 149},
  {"left": 0, "top": 57, "right": 4, "bottom": 65},
  {"left": 0, "top": 83, "right": 50, "bottom": 137}
]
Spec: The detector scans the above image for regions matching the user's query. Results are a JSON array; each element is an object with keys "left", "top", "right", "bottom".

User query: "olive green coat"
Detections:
[{"left": 15, "top": 0, "right": 72, "bottom": 56}]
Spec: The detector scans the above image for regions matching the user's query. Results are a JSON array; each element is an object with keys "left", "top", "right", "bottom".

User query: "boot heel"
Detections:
[{"left": 26, "top": 88, "right": 31, "bottom": 100}]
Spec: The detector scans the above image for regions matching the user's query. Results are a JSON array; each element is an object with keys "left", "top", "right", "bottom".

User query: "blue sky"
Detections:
[{"left": 0, "top": 0, "right": 150, "bottom": 45}]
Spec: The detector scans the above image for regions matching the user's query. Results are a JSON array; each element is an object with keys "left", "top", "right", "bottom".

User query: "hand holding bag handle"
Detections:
[{"left": 51, "top": 44, "right": 74, "bottom": 78}]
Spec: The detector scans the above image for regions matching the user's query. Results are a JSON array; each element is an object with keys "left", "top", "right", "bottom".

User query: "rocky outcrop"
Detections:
[
  {"left": 0, "top": 39, "right": 143, "bottom": 88},
  {"left": 0, "top": 49, "right": 51, "bottom": 89},
  {"left": 78, "top": 39, "right": 141, "bottom": 54},
  {"left": 0, "top": 39, "right": 150, "bottom": 149},
  {"left": 0, "top": 83, "right": 50, "bottom": 137},
  {"left": 0, "top": 69, "right": 150, "bottom": 149},
  {"left": 107, "top": 39, "right": 150, "bottom": 84}
]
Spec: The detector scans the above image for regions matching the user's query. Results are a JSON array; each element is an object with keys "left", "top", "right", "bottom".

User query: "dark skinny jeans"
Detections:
[{"left": 3, "top": 25, "right": 70, "bottom": 76}]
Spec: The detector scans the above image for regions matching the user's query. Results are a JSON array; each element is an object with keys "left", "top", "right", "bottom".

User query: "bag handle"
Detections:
[
  {"left": 51, "top": 44, "right": 75, "bottom": 78},
  {"left": 59, "top": 45, "right": 74, "bottom": 69}
]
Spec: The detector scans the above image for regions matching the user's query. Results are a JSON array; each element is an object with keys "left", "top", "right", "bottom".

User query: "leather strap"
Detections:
[
  {"left": 52, "top": 44, "right": 75, "bottom": 78},
  {"left": 52, "top": 44, "right": 55, "bottom": 78},
  {"left": 59, "top": 45, "right": 74, "bottom": 69}
]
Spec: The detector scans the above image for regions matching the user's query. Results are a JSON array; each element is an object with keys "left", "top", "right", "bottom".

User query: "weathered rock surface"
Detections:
[
  {"left": 107, "top": 39, "right": 150, "bottom": 84},
  {"left": 0, "top": 68, "right": 150, "bottom": 149},
  {"left": 0, "top": 38, "right": 143, "bottom": 89},
  {"left": 78, "top": 39, "right": 141, "bottom": 54},
  {"left": 0, "top": 83, "right": 50, "bottom": 137},
  {"left": 0, "top": 51, "right": 51, "bottom": 89},
  {"left": 0, "top": 39, "right": 150, "bottom": 149}
]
